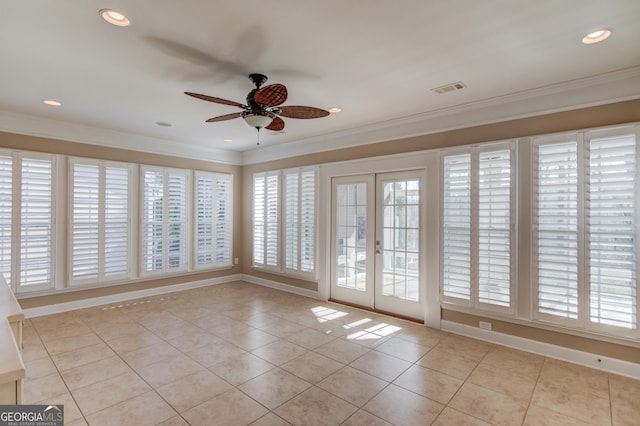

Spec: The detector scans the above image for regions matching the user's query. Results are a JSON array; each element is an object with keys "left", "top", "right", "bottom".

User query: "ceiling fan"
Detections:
[{"left": 186, "top": 73, "right": 329, "bottom": 143}]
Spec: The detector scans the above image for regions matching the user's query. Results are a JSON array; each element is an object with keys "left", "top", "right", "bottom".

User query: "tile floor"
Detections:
[{"left": 21, "top": 281, "right": 640, "bottom": 425}]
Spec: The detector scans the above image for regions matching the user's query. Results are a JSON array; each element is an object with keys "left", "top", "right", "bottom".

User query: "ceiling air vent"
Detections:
[{"left": 431, "top": 81, "right": 466, "bottom": 94}]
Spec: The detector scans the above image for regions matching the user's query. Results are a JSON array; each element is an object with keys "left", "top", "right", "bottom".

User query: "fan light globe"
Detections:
[{"left": 243, "top": 113, "right": 273, "bottom": 129}]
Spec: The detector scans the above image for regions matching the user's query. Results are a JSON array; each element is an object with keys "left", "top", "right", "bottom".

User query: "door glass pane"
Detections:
[
  {"left": 380, "top": 179, "right": 420, "bottom": 301},
  {"left": 335, "top": 182, "right": 367, "bottom": 291}
]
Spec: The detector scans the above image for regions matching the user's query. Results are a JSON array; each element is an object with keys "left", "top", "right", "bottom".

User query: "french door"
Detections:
[{"left": 330, "top": 170, "right": 425, "bottom": 320}]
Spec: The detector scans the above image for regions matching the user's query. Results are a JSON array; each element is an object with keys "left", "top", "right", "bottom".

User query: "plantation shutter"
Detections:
[
  {"left": 104, "top": 166, "right": 129, "bottom": 278},
  {"left": 142, "top": 169, "right": 164, "bottom": 272},
  {"left": 442, "top": 154, "right": 472, "bottom": 302},
  {"left": 167, "top": 172, "right": 187, "bottom": 270},
  {"left": 284, "top": 171, "right": 299, "bottom": 271},
  {"left": 478, "top": 149, "right": 512, "bottom": 307},
  {"left": 535, "top": 141, "right": 579, "bottom": 320},
  {"left": 71, "top": 163, "right": 100, "bottom": 282},
  {"left": 587, "top": 133, "right": 637, "bottom": 329},
  {"left": 265, "top": 173, "right": 279, "bottom": 267},
  {"left": 300, "top": 169, "right": 316, "bottom": 273},
  {"left": 195, "top": 172, "right": 232, "bottom": 268},
  {"left": 253, "top": 174, "right": 266, "bottom": 266},
  {"left": 20, "top": 156, "right": 54, "bottom": 289},
  {"left": 283, "top": 167, "right": 316, "bottom": 274},
  {"left": 0, "top": 155, "right": 12, "bottom": 286},
  {"left": 215, "top": 175, "right": 232, "bottom": 265}
]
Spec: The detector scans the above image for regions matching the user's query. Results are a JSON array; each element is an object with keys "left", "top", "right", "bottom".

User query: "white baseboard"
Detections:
[
  {"left": 23, "top": 274, "right": 243, "bottom": 318},
  {"left": 240, "top": 274, "right": 319, "bottom": 300},
  {"left": 441, "top": 320, "right": 640, "bottom": 380}
]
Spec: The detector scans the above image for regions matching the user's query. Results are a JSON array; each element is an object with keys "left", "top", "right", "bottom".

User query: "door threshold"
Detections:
[{"left": 329, "top": 298, "right": 424, "bottom": 324}]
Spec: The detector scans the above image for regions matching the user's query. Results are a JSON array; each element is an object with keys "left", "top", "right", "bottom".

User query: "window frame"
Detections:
[
  {"left": 440, "top": 141, "right": 516, "bottom": 315},
  {"left": 68, "top": 157, "right": 133, "bottom": 287}
]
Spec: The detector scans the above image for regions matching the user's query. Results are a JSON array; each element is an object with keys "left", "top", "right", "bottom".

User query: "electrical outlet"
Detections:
[
  {"left": 234, "top": 258, "right": 239, "bottom": 265},
  {"left": 479, "top": 321, "right": 492, "bottom": 331}
]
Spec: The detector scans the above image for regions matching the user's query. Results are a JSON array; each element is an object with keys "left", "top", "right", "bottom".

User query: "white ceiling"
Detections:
[{"left": 1, "top": 1, "right": 639, "bottom": 165}]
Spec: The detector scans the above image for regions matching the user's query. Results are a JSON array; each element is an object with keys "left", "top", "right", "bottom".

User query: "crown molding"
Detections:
[
  {"left": 0, "top": 110, "right": 243, "bottom": 165},
  {"left": 242, "top": 66, "right": 640, "bottom": 165}
]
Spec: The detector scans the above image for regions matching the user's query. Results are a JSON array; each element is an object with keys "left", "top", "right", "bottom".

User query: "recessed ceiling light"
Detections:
[
  {"left": 328, "top": 107, "right": 342, "bottom": 113},
  {"left": 99, "top": 9, "right": 131, "bottom": 27},
  {"left": 156, "top": 122, "right": 172, "bottom": 127},
  {"left": 223, "top": 139, "right": 233, "bottom": 142},
  {"left": 42, "top": 99, "right": 62, "bottom": 107},
  {"left": 582, "top": 29, "right": 611, "bottom": 44}
]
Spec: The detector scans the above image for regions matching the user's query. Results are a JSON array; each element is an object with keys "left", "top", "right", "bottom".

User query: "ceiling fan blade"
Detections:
[
  {"left": 185, "top": 92, "right": 245, "bottom": 108},
  {"left": 279, "top": 105, "right": 330, "bottom": 119},
  {"left": 254, "top": 84, "right": 288, "bottom": 106},
  {"left": 205, "top": 112, "right": 242, "bottom": 123},
  {"left": 266, "top": 116, "right": 285, "bottom": 131}
]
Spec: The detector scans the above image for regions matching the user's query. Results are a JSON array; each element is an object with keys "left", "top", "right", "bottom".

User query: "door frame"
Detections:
[{"left": 318, "top": 151, "right": 441, "bottom": 327}]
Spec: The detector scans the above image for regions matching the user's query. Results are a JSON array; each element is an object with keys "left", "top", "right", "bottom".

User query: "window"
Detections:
[
  {"left": 70, "top": 159, "right": 131, "bottom": 286},
  {"left": 142, "top": 167, "right": 188, "bottom": 274},
  {"left": 533, "top": 128, "right": 638, "bottom": 334},
  {"left": 284, "top": 168, "right": 316, "bottom": 274},
  {"left": 441, "top": 144, "right": 514, "bottom": 312},
  {"left": 253, "top": 167, "right": 317, "bottom": 277},
  {"left": 194, "top": 171, "right": 233, "bottom": 269},
  {"left": 0, "top": 152, "right": 56, "bottom": 293}
]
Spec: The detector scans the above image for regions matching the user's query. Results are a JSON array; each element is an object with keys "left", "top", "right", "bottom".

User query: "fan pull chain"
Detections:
[{"left": 256, "top": 128, "right": 261, "bottom": 145}]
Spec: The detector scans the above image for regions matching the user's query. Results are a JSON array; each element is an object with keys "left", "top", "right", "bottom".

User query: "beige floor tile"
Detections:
[
  {"left": 343, "top": 329, "right": 391, "bottom": 349},
  {"left": 209, "top": 352, "right": 275, "bottom": 385},
  {"left": 530, "top": 380, "right": 611, "bottom": 425},
  {"left": 254, "top": 317, "right": 306, "bottom": 337},
  {"left": 120, "top": 341, "right": 182, "bottom": 370},
  {"left": 432, "top": 407, "right": 491, "bottom": 426},
  {"left": 396, "top": 325, "right": 447, "bottom": 347},
  {"left": 275, "top": 386, "right": 358, "bottom": 426},
  {"left": 165, "top": 329, "right": 223, "bottom": 352},
  {"left": 312, "top": 319, "right": 352, "bottom": 337},
  {"left": 318, "top": 366, "right": 387, "bottom": 407},
  {"left": 51, "top": 342, "right": 115, "bottom": 371},
  {"left": 373, "top": 336, "right": 430, "bottom": 362},
  {"left": 350, "top": 350, "right": 412, "bottom": 382},
  {"left": 523, "top": 404, "right": 591, "bottom": 426},
  {"left": 156, "top": 370, "right": 233, "bottom": 412},
  {"left": 35, "top": 391, "right": 84, "bottom": 424},
  {"left": 146, "top": 318, "right": 204, "bottom": 340},
  {"left": 43, "top": 332, "right": 102, "bottom": 355},
  {"left": 342, "top": 409, "right": 393, "bottom": 426},
  {"left": 64, "top": 418, "right": 88, "bottom": 426},
  {"left": 225, "top": 328, "right": 281, "bottom": 351},
  {"left": 186, "top": 339, "right": 247, "bottom": 367},
  {"left": 136, "top": 353, "right": 205, "bottom": 387},
  {"left": 285, "top": 328, "right": 336, "bottom": 349},
  {"left": 86, "top": 391, "right": 176, "bottom": 426},
  {"left": 480, "top": 346, "right": 544, "bottom": 379},
  {"left": 71, "top": 371, "right": 151, "bottom": 415},
  {"left": 105, "top": 329, "right": 164, "bottom": 354},
  {"left": 363, "top": 383, "right": 444, "bottom": 426},
  {"left": 37, "top": 322, "right": 93, "bottom": 342},
  {"left": 22, "top": 340, "right": 50, "bottom": 362},
  {"left": 23, "top": 373, "right": 68, "bottom": 404},
  {"left": 61, "top": 355, "right": 132, "bottom": 390},
  {"left": 467, "top": 363, "right": 537, "bottom": 401},
  {"left": 610, "top": 374, "right": 640, "bottom": 426},
  {"left": 281, "top": 351, "right": 345, "bottom": 384},
  {"left": 156, "top": 416, "right": 190, "bottom": 426},
  {"left": 417, "top": 346, "right": 480, "bottom": 379},
  {"left": 249, "top": 413, "right": 291, "bottom": 426},
  {"left": 24, "top": 355, "right": 58, "bottom": 379},
  {"left": 182, "top": 388, "right": 269, "bottom": 426},
  {"left": 314, "top": 338, "right": 370, "bottom": 364},
  {"left": 449, "top": 382, "right": 529, "bottom": 426},
  {"left": 90, "top": 322, "right": 149, "bottom": 341},
  {"left": 393, "top": 364, "right": 463, "bottom": 405},
  {"left": 251, "top": 339, "right": 308, "bottom": 365},
  {"left": 437, "top": 335, "right": 492, "bottom": 361},
  {"left": 239, "top": 368, "right": 312, "bottom": 409},
  {"left": 208, "top": 318, "right": 254, "bottom": 338},
  {"left": 537, "top": 358, "right": 609, "bottom": 399}
]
